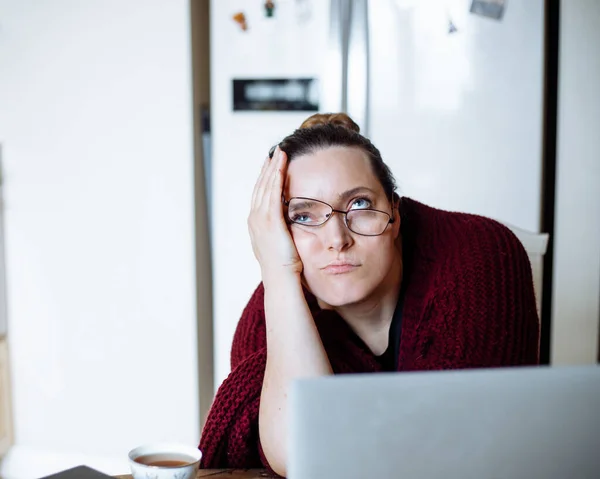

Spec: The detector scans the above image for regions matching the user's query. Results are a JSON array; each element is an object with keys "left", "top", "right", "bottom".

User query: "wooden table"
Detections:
[{"left": 116, "top": 470, "right": 276, "bottom": 478}]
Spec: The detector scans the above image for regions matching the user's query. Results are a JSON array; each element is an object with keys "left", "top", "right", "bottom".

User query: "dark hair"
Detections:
[{"left": 275, "top": 113, "right": 398, "bottom": 201}]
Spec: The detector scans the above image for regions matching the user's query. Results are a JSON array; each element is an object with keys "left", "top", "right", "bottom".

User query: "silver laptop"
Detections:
[{"left": 289, "top": 365, "right": 600, "bottom": 479}]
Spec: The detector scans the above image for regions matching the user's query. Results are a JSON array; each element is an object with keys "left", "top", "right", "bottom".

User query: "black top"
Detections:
[
  {"left": 375, "top": 281, "right": 407, "bottom": 371},
  {"left": 374, "top": 202, "right": 413, "bottom": 372}
]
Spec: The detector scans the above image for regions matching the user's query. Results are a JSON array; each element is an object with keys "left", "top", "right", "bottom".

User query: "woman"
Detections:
[{"left": 199, "top": 113, "right": 539, "bottom": 476}]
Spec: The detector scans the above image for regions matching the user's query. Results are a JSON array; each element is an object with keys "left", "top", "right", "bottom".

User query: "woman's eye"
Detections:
[
  {"left": 350, "top": 198, "right": 371, "bottom": 210},
  {"left": 291, "top": 213, "right": 312, "bottom": 223}
]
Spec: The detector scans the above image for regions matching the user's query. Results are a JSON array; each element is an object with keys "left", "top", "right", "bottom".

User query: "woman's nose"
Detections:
[{"left": 323, "top": 212, "right": 353, "bottom": 251}]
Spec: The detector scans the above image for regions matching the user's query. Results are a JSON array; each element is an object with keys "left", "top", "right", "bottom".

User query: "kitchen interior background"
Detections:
[{"left": 0, "top": 0, "right": 598, "bottom": 478}]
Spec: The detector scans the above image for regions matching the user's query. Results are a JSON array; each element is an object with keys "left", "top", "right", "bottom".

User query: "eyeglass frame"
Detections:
[{"left": 282, "top": 196, "right": 396, "bottom": 237}]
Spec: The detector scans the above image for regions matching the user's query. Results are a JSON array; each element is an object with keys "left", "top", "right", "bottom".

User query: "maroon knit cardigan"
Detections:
[{"left": 198, "top": 198, "right": 540, "bottom": 470}]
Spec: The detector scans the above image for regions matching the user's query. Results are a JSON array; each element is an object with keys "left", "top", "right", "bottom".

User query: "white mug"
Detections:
[{"left": 128, "top": 443, "right": 202, "bottom": 479}]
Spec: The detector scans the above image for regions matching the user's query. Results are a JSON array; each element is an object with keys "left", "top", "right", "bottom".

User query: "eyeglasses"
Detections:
[{"left": 282, "top": 197, "right": 394, "bottom": 237}]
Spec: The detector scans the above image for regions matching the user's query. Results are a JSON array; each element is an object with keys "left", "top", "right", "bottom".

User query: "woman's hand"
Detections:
[{"left": 248, "top": 147, "right": 303, "bottom": 280}]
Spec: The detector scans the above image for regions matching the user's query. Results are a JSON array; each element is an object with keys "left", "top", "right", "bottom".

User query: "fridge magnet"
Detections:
[
  {"left": 448, "top": 18, "right": 458, "bottom": 34},
  {"left": 232, "top": 11, "right": 248, "bottom": 31},
  {"left": 265, "top": 0, "right": 275, "bottom": 18},
  {"left": 470, "top": 0, "right": 506, "bottom": 21}
]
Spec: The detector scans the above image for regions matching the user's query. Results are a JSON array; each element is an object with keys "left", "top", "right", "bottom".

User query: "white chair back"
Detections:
[{"left": 503, "top": 223, "right": 550, "bottom": 317}]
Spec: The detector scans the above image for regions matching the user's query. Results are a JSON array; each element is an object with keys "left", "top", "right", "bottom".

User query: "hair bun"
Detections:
[{"left": 299, "top": 113, "right": 360, "bottom": 133}]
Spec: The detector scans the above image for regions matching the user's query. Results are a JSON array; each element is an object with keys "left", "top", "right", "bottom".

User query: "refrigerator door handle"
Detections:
[
  {"left": 323, "top": 0, "right": 352, "bottom": 113},
  {"left": 346, "top": 0, "right": 370, "bottom": 136}
]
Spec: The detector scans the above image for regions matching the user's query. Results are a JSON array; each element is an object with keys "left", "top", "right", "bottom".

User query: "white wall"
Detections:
[
  {"left": 551, "top": 0, "right": 600, "bottom": 364},
  {"left": 0, "top": 1, "right": 201, "bottom": 477},
  {"left": 210, "top": 0, "right": 330, "bottom": 387},
  {"left": 0, "top": 148, "right": 7, "bottom": 338}
]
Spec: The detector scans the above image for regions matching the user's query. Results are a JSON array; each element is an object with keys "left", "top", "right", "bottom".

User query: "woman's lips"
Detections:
[{"left": 322, "top": 263, "right": 359, "bottom": 274}]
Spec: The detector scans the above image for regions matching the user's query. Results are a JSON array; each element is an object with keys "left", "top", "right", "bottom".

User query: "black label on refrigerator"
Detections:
[{"left": 233, "top": 78, "right": 319, "bottom": 112}]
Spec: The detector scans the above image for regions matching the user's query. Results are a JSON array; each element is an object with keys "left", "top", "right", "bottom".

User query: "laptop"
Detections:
[{"left": 288, "top": 365, "right": 600, "bottom": 479}]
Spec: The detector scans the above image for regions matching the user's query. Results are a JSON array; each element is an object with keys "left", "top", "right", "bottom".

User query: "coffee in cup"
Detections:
[{"left": 128, "top": 443, "right": 202, "bottom": 479}]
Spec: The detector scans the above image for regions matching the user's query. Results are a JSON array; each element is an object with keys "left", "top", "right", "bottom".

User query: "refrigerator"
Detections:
[{"left": 209, "top": 0, "right": 545, "bottom": 388}]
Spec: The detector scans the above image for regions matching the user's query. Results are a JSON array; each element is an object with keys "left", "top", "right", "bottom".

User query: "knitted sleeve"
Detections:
[
  {"left": 411, "top": 216, "right": 540, "bottom": 370},
  {"left": 205, "top": 282, "right": 318, "bottom": 472},
  {"left": 230, "top": 283, "right": 267, "bottom": 370},
  {"left": 199, "top": 349, "right": 267, "bottom": 469}
]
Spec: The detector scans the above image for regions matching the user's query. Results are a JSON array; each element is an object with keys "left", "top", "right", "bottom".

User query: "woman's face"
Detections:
[{"left": 284, "top": 146, "right": 400, "bottom": 307}]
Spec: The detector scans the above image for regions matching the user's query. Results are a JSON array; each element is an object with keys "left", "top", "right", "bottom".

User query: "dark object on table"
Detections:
[{"left": 39, "top": 465, "right": 114, "bottom": 479}]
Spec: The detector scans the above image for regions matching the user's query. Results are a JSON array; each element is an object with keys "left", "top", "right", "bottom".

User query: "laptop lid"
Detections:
[{"left": 289, "top": 365, "right": 600, "bottom": 479}]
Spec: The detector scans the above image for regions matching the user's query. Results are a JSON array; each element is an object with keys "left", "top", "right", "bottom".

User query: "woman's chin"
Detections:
[{"left": 310, "top": 278, "right": 370, "bottom": 308}]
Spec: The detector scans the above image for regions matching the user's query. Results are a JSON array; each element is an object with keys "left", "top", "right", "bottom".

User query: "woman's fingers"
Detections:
[
  {"left": 251, "top": 145, "right": 287, "bottom": 216},
  {"left": 253, "top": 148, "right": 278, "bottom": 209},
  {"left": 257, "top": 146, "right": 282, "bottom": 210},
  {"left": 270, "top": 149, "right": 287, "bottom": 209},
  {"left": 263, "top": 148, "right": 286, "bottom": 212}
]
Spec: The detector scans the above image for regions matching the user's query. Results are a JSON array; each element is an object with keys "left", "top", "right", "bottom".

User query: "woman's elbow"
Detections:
[{"left": 260, "top": 439, "right": 287, "bottom": 477}]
